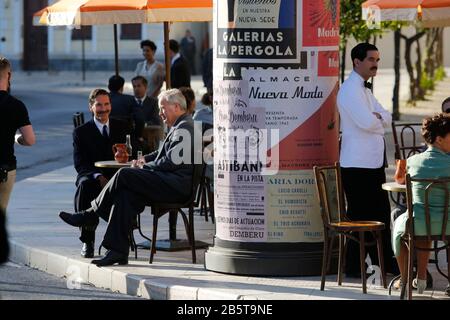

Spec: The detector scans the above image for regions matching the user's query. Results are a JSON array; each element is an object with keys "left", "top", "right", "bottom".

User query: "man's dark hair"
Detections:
[
  {"left": 442, "top": 97, "right": 450, "bottom": 113},
  {"left": 179, "top": 86, "right": 195, "bottom": 114},
  {"left": 140, "top": 40, "right": 157, "bottom": 51},
  {"left": 351, "top": 43, "right": 379, "bottom": 66},
  {"left": 169, "top": 39, "right": 179, "bottom": 53},
  {"left": 421, "top": 113, "right": 450, "bottom": 144},
  {"left": 131, "top": 75, "right": 148, "bottom": 87},
  {"left": 89, "top": 88, "right": 110, "bottom": 106},
  {"left": 108, "top": 75, "right": 125, "bottom": 93}
]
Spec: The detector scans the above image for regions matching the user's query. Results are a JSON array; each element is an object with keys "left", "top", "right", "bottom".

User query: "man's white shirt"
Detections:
[
  {"left": 337, "top": 71, "right": 392, "bottom": 168},
  {"left": 92, "top": 118, "right": 110, "bottom": 179}
]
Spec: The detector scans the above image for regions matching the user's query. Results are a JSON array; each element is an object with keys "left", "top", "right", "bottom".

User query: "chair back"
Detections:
[
  {"left": 73, "top": 112, "right": 85, "bottom": 128},
  {"left": 391, "top": 122, "right": 423, "bottom": 159},
  {"left": 313, "top": 163, "right": 347, "bottom": 227},
  {"left": 405, "top": 174, "right": 450, "bottom": 241}
]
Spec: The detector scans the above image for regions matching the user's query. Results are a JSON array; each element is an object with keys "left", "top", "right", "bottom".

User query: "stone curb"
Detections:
[{"left": 8, "top": 240, "right": 241, "bottom": 300}]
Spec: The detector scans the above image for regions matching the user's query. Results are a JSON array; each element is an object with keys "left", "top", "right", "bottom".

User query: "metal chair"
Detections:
[
  {"left": 391, "top": 122, "right": 424, "bottom": 160},
  {"left": 400, "top": 174, "right": 450, "bottom": 300},
  {"left": 73, "top": 112, "right": 85, "bottom": 128},
  {"left": 313, "top": 163, "right": 387, "bottom": 293}
]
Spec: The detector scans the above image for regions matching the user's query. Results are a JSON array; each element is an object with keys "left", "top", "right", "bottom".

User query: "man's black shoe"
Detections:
[
  {"left": 59, "top": 210, "right": 98, "bottom": 228},
  {"left": 91, "top": 250, "right": 128, "bottom": 267},
  {"left": 81, "top": 242, "right": 94, "bottom": 258}
]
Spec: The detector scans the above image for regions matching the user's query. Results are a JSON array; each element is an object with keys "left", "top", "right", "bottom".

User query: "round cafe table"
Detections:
[
  {"left": 381, "top": 181, "right": 406, "bottom": 193},
  {"left": 94, "top": 160, "right": 132, "bottom": 169}
]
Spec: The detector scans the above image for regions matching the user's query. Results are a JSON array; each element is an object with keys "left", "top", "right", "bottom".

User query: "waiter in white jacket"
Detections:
[{"left": 337, "top": 43, "right": 397, "bottom": 276}]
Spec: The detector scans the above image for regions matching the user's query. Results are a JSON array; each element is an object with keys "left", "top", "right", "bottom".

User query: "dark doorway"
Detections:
[{"left": 23, "top": 0, "right": 48, "bottom": 71}]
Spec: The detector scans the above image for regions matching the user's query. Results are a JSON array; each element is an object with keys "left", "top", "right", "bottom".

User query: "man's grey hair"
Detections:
[
  {"left": 158, "top": 89, "right": 187, "bottom": 111},
  {"left": 0, "top": 56, "right": 11, "bottom": 79}
]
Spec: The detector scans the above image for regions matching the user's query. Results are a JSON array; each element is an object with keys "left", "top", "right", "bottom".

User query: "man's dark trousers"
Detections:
[
  {"left": 91, "top": 167, "right": 190, "bottom": 255},
  {"left": 341, "top": 166, "right": 398, "bottom": 275}
]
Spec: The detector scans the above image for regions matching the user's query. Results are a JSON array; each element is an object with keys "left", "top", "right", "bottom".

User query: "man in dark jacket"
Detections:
[
  {"left": 73, "top": 88, "right": 130, "bottom": 258},
  {"left": 169, "top": 39, "right": 191, "bottom": 89},
  {"left": 60, "top": 89, "right": 197, "bottom": 267},
  {"left": 108, "top": 75, "right": 144, "bottom": 155}
]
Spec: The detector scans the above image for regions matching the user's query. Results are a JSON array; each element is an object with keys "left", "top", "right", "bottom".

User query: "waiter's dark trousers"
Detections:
[{"left": 341, "top": 166, "right": 398, "bottom": 275}]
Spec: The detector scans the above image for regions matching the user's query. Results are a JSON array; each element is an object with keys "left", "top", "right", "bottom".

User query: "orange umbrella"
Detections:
[
  {"left": 35, "top": 0, "right": 213, "bottom": 82},
  {"left": 362, "top": 0, "right": 450, "bottom": 27}
]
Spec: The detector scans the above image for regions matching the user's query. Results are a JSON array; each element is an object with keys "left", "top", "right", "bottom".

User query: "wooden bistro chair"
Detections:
[
  {"left": 391, "top": 122, "right": 424, "bottom": 160},
  {"left": 400, "top": 174, "right": 450, "bottom": 300},
  {"left": 313, "top": 163, "right": 387, "bottom": 293},
  {"left": 147, "top": 163, "right": 205, "bottom": 264}
]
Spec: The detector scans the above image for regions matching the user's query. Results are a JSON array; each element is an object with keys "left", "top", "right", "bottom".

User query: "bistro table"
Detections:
[
  {"left": 382, "top": 181, "right": 406, "bottom": 208},
  {"left": 94, "top": 160, "right": 208, "bottom": 251}
]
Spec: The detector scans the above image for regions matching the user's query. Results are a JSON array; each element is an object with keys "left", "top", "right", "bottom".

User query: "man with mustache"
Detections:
[
  {"left": 72, "top": 89, "right": 130, "bottom": 258},
  {"left": 337, "top": 43, "right": 396, "bottom": 277}
]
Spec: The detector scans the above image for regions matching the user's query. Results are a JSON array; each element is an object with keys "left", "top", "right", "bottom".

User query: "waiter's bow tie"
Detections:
[{"left": 364, "top": 81, "right": 373, "bottom": 90}]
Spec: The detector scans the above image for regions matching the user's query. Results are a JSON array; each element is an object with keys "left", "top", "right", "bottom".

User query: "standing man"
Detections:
[
  {"left": 337, "top": 43, "right": 396, "bottom": 276},
  {"left": 180, "top": 30, "right": 197, "bottom": 75},
  {"left": 59, "top": 89, "right": 196, "bottom": 266},
  {"left": 0, "top": 56, "right": 35, "bottom": 214},
  {"left": 73, "top": 89, "right": 130, "bottom": 258},
  {"left": 169, "top": 39, "right": 191, "bottom": 89}
]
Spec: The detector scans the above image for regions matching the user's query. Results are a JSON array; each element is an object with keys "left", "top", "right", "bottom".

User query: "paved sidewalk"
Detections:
[{"left": 5, "top": 70, "right": 450, "bottom": 300}]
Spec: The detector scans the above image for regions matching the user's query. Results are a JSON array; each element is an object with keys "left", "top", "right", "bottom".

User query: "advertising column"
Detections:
[{"left": 205, "top": 0, "right": 340, "bottom": 275}]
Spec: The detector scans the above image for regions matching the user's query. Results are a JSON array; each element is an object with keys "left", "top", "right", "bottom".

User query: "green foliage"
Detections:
[
  {"left": 339, "top": 0, "right": 397, "bottom": 46},
  {"left": 420, "top": 71, "right": 435, "bottom": 91},
  {"left": 420, "top": 66, "right": 447, "bottom": 93},
  {"left": 435, "top": 66, "right": 447, "bottom": 81}
]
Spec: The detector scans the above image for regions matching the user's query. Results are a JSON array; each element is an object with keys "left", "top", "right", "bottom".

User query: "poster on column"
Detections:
[{"left": 214, "top": 0, "right": 340, "bottom": 243}]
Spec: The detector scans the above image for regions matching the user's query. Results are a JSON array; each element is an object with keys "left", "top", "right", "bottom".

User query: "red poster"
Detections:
[
  {"left": 318, "top": 51, "right": 339, "bottom": 77},
  {"left": 302, "top": 0, "right": 340, "bottom": 47}
]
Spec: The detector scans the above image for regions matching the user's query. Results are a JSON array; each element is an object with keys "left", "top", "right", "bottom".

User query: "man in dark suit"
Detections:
[
  {"left": 132, "top": 75, "right": 163, "bottom": 154},
  {"left": 60, "top": 89, "right": 196, "bottom": 266},
  {"left": 108, "top": 75, "right": 144, "bottom": 154},
  {"left": 73, "top": 89, "right": 130, "bottom": 258},
  {"left": 169, "top": 39, "right": 191, "bottom": 89},
  {"left": 131, "top": 76, "right": 161, "bottom": 126}
]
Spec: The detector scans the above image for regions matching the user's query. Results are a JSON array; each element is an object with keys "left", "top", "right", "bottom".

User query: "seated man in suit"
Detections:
[
  {"left": 73, "top": 89, "right": 130, "bottom": 258},
  {"left": 169, "top": 39, "right": 191, "bottom": 89},
  {"left": 59, "top": 89, "right": 196, "bottom": 266}
]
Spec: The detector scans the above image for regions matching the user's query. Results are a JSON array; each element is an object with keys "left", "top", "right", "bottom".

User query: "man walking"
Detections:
[{"left": 337, "top": 43, "right": 396, "bottom": 276}]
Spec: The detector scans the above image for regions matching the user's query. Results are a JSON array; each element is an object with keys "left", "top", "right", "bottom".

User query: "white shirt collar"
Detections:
[
  {"left": 350, "top": 70, "right": 367, "bottom": 88},
  {"left": 135, "top": 96, "right": 145, "bottom": 104},
  {"left": 171, "top": 53, "right": 181, "bottom": 66},
  {"left": 93, "top": 117, "right": 109, "bottom": 135}
]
